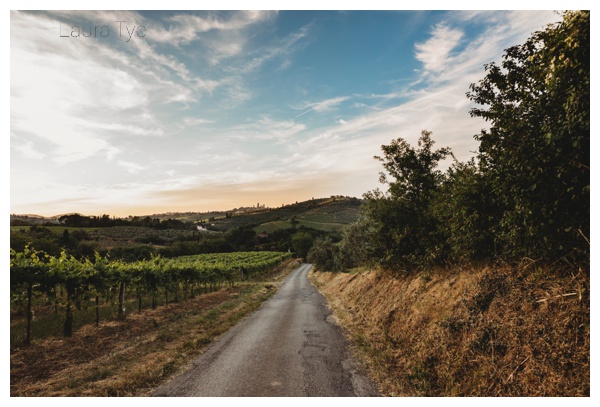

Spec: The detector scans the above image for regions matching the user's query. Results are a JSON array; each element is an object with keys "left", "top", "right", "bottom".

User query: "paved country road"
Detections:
[{"left": 153, "top": 263, "right": 379, "bottom": 397}]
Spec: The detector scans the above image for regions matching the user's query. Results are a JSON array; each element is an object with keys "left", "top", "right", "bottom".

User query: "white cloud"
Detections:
[
  {"left": 151, "top": 11, "right": 277, "bottom": 45},
  {"left": 11, "top": 134, "right": 46, "bottom": 160},
  {"left": 233, "top": 25, "right": 310, "bottom": 74},
  {"left": 10, "top": 10, "right": 565, "bottom": 216},
  {"left": 415, "top": 10, "right": 559, "bottom": 85},
  {"left": 146, "top": 11, "right": 279, "bottom": 68},
  {"left": 76, "top": 119, "right": 164, "bottom": 137},
  {"left": 11, "top": 12, "right": 151, "bottom": 164},
  {"left": 296, "top": 96, "right": 349, "bottom": 117},
  {"left": 218, "top": 78, "right": 253, "bottom": 107},
  {"left": 415, "top": 24, "right": 464, "bottom": 74},
  {"left": 10, "top": 10, "right": 225, "bottom": 169},
  {"left": 181, "top": 117, "right": 214, "bottom": 128},
  {"left": 117, "top": 160, "right": 148, "bottom": 174},
  {"left": 311, "top": 96, "right": 349, "bottom": 112},
  {"left": 227, "top": 117, "right": 306, "bottom": 141},
  {"left": 283, "top": 11, "right": 563, "bottom": 191}
]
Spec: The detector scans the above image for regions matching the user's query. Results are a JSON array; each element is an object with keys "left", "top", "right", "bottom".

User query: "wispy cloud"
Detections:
[
  {"left": 10, "top": 10, "right": 564, "bottom": 216},
  {"left": 285, "top": 10, "right": 562, "bottom": 186},
  {"left": 415, "top": 10, "right": 558, "bottom": 85},
  {"left": 227, "top": 116, "right": 306, "bottom": 141},
  {"left": 234, "top": 25, "right": 310, "bottom": 74},
  {"left": 415, "top": 23, "right": 464, "bottom": 74},
  {"left": 10, "top": 10, "right": 231, "bottom": 168},
  {"left": 11, "top": 12, "right": 160, "bottom": 164},
  {"left": 296, "top": 96, "right": 349, "bottom": 117},
  {"left": 180, "top": 117, "right": 214, "bottom": 128},
  {"left": 11, "top": 133, "right": 46, "bottom": 160},
  {"left": 76, "top": 119, "right": 164, "bottom": 137},
  {"left": 152, "top": 11, "right": 279, "bottom": 66},
  {"left": 152, "top": 11, "right": 277, "bottom": 46},
  {"left": 117, "top": 160, "right": 148, "bottom": 174}
]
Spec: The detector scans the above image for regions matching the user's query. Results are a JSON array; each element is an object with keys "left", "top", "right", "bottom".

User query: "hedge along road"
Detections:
[{"left": 153, "top": 263, "right": 379, "bottom": 397}]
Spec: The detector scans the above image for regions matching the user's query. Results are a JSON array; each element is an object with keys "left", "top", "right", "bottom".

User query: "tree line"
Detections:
[
  {"left": 55, "top": 213, "right": 193, "bottom": 230},
  {"left": 309, "top": 11, "right": 589, "bottom": 273}
]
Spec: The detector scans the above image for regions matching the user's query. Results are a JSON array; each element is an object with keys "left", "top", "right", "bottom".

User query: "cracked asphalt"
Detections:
[{"left": 152, "top": 263, "right": 379, "bottom": 397}]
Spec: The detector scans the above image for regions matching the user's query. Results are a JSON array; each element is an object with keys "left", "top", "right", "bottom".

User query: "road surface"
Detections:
[{"left": 153, "top": 263, "right": 378, "bottom": 396}]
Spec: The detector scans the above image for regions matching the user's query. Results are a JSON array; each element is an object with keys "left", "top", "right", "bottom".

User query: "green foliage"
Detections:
[
  {"left": 159, "top": 237, "right": 233, "bottom": 257},
  {"left": 362, "top": 130, "right": 451, "bottom": 269},
  {"left": 466, "top": 10, "right": 589, "bottom": 261},
  {"left": 307, "top": 236, "right": 340, "bottom": 272},
  {"left": 336, "top": 11, "right": 589, "bottom": 273},
  {"left": 291, "top": 231, "right": 314, "bottom": 259},
  {"left": 307, "top": 213, "right": 375, "bottom": 272},
  {"left": 10, "top": 226, "right": 63, "bottom": 256},
  {"left": 337, "top": 214, "right": 373, "bottom": 269},
  {"left": 208, "top": 196, "right": 362, "bottom": 232},
  {"left": 10, "top": 247, "right": 292, "bottom": 345},
  {"left": 431, "top": 159, "right": 495, "bottom": 262},
  {"left": 225, "top": 227, "right": 257, "bottom": 250}
]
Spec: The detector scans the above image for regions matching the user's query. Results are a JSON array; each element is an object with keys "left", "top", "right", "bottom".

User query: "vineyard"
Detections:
[{"left": 10, "top": 246, "right": 292, "bottom": 348}]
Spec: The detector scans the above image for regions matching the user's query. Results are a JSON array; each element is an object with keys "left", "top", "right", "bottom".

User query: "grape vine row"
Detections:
[{"left": 10, "top": 246, "right": 292, "bottom": 345}]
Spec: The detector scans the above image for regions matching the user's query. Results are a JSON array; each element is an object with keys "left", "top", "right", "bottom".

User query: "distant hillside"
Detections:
[
  {"left": 207, "top": 196, "right": 363, "bottom": 233},
  {"left": 11, "top": 196, "right": 364, "bottom": 261},
  {"left": 133, "top": 196, "right": 363, "bottom": 233},
  {"left": 10, "top": 196, "right": 364, "bottom": 233},
  {"left": 10, "top": 214, "right": 60, "bottom": 226}
]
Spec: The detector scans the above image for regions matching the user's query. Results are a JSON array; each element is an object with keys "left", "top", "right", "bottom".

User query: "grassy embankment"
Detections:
[
  {"left": 10, "top": 258, "right": 302, "bottom": 396},
  {"left": 310, "top": 264, "right": 589, "bottom": 396}
]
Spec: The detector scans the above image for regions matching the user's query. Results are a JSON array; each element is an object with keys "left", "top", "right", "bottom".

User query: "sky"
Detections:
[{"left": 9, "top": 4, "right": 579, "bottom": 217}]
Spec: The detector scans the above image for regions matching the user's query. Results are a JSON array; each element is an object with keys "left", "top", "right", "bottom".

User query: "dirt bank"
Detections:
[{"left": 309, "top": 264, "right": 589, "bottom": 396}]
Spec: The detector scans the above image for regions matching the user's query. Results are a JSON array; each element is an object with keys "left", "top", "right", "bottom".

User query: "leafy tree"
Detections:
[
  {"left": 431, "top": 159, "right": 496, "bottom": 262},
  {"left": 467, "top": 10, "right": 589, "bottom": 261},
  {"left": 10, "top": 227, "right": 62, "bottom": 256},
  {"left": 307, "top": 236, "right": 340, "bottom": 271},
  {"left": 225, "top": 227, "right": 257, "bottom": 250},
  {"left": 363, "top": 130, "right": 451, "bottom": 270},
  {"left": 337, "top": 214, "right": 374, "bottom": 269},
  {"left": 291, "top": 231, "right": 314, "bottom": 259}
]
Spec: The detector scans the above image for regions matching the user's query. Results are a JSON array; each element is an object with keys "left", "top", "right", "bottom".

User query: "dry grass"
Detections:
[
  {"left": 310, "top": 263, "right": 589, "bottom": 396},
  {"left": 10, "top": 258, "right": 302, "bottom": 396}
]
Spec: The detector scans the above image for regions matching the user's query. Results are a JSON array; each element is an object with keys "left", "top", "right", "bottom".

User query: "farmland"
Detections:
[
  {"left": 10, "top": 258, "right": 303, "bottom": 396},
  {"left": 10, "top": 196, "right": 362, "bottom": 261},
  {"left": 10, "top": 248, "right": 292, "bottom": 349}
]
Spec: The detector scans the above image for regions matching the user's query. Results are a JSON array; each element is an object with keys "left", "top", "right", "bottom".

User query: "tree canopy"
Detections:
[
  {"left": 467, "top": 10, "right": 589, "bottom": 260},
  {"left": 309, "top": 11, "right": 589, "bottom": 273}
]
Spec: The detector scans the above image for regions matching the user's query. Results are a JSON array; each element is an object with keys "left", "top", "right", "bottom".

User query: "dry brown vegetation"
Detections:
[
  {"left": 310, "top": 264, "right": 589, "bottom": 396},
  {"left": 10, "top": 259, "right": 302, "bottom": 396}
]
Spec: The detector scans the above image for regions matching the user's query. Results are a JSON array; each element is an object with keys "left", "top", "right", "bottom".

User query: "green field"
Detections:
[
  {"left": 10, "top": 226, "right": 102, "bottom": 234},
  {"left": 253, "top": 220, "right": 345, "bottom": 233}
]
